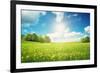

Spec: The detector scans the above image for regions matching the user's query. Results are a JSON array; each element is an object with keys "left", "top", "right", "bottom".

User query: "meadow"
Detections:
[{"left": 21, "top": 41, "right": 90, "bottom": 63}]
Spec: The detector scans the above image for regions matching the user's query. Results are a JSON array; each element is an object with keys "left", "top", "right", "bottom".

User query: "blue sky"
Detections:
[{"left": 21, "top": 10, "right": 90, "bottom": 42}]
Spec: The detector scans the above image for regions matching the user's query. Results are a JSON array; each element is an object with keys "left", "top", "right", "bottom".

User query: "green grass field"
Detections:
[{"left": 21, "top": 41, "right": 90, "bottom": 63}]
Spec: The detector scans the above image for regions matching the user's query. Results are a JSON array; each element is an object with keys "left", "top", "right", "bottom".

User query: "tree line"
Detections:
[
  {"left": 22, "top": 33, "right": 51, "bottom": 43},
  {"left": 81, "top": 36, "right": 90, "bottom": 43},
  {"left": 22, "top": 33, "right": 90, "bottom": 43}
]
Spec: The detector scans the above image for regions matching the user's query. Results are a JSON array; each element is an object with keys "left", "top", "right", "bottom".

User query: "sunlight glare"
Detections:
[{"left": 55, "top": 22, "right": 65, "bottom": 33}]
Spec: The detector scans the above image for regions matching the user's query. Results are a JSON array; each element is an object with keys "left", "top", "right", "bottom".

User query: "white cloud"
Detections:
[
  {"left": 64, "top": 32, "right": 82, "bottom": 37},
  {"left": 67, "top": 13, "right": 78, "bottom": 19},
  {"left": 22, "top": 10, "right": 48, "bottom": 32},
  {"left": 22, "top": 10, "right": 41, "bottom": 24},
  {"left": 47, "top": 31, "right": 83, "bottom": 42},
  {"left": 52, "top": 12, "right": 64, "bottom": 23},
  {"left": 22, "top": 10, "right": 47, "bottom": 25},
  {"left": 84, "top": 26, "right": 90, "bottom": 33}
]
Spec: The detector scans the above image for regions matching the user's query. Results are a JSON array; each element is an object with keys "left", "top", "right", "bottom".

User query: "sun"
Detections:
[
  {"left": 54, "top": 22, "right": 65, "bottom": 33},
  {"left": 48, "top": 22, "right": 70, "bottom": 42}
]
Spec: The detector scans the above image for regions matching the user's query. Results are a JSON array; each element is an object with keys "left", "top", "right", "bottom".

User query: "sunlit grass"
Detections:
[{"left": 21, "top": 41, "right": 90, "bottom": 63}]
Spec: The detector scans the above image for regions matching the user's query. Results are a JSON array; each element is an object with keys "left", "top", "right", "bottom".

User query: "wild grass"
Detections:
[{"left": 21, "top": 41, "right": 90, "bottom": 63}]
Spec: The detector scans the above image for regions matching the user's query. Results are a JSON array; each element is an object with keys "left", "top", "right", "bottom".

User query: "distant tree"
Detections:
[
  {"left": 44, "top": 36, "right": 51, "bottom": 43},
  {"left": 23, "top": 33, "right": 51, "bottom": 43},
  {"left": 81, "top": 36, "right": 90, "bottom": 43},
  {"left": 24, "top": 34, "right": 33, "bottom": 41},
  {"left": 31, "top": 33, "right": 39, "bottom": 42},
  {"left": 38, "top": 36, "right": 45, "bottom": 43},
  {"left": 21, "top": 35, "right": 24, "bottom": 40}
]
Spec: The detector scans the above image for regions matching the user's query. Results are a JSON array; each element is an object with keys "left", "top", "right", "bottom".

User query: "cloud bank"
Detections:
[{"left": 84, "top": 26, "right": 90, "bottom": 33}]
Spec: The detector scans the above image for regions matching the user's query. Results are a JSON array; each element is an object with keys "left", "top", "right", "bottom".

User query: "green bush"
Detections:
[
  {"left": 24, "top": 34, "right": 33, "bottom": 41},
  {"left": 23, "top": 33, "right": 51, "bottom": 43},
  {"left": 81, "top": 36, "right": 90, "bottom": 43}
]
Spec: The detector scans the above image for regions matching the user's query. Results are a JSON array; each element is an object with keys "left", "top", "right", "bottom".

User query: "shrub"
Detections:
[{"left": 81, "top": 36, "right": 90, "bottom": 43}]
